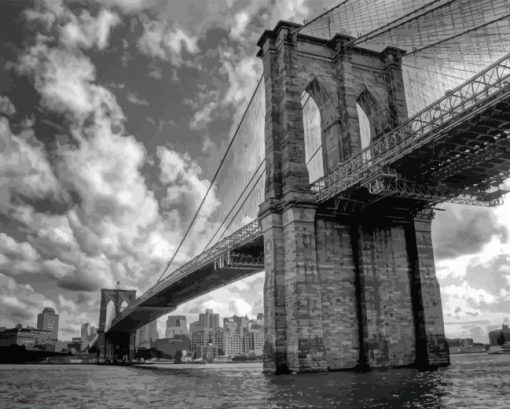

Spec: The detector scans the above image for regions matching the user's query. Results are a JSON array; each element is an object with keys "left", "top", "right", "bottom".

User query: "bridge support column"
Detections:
[
  {"left": 97, "top": 331, "right": 136, "bottom": 363},
  {"left": 355, "top": 222, "right": 417, "bottom": 368},
  {"left": 262, "top": 204, "right": 327, "bottom": 373},
  {"left": 407, "top": 214, "right": 450, "bottom": 367}
]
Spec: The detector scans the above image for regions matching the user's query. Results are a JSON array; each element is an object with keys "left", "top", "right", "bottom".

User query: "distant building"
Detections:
[
  {"left": 81, "top": 323, "right": 97, "bottom": 343},
  {"left": 214, "top": 329, "right": 225, "bottom": 355},
  {"left": 189, "top": 321, "right": 202, "bottom": 333},
  {"left": 153, "top": 335, "right": 191, "bottom": 359},
  {"left": 224, "top": 331, "right": 242, "bottom": 357},
  {"left": 489, "top": 324, "right": 510, "bottom": 345},
  {"left": 447, "top": 338, "right": 473, "bottom": 348},
  {"left": 0, "top": 324, "right": 53, "bottom": 349},
  {"left": 191, "top": 329, "right": 212, "bottom": 355},
  {"left": 165, "top": 315, "right": 188, "bottom": 338},
  {"left": 136, "top": 320, "right": 159, "bottom": 348},
  {"left": 223, "top": 318, "right": 237, "bottom": 333},
  {"left": 245, "top": 331, "right": 264, "bottom": 356},
  {"left": 37, "top": 307, "right": 59, "bottom": 340},
  {"left": 198, "top": 309, "right": 220, "bottom": 330}
]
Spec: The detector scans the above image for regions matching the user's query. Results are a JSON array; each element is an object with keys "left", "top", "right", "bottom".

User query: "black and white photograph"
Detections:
[{"left": 0, "top": 0, "right": 509, "bottom": 407}]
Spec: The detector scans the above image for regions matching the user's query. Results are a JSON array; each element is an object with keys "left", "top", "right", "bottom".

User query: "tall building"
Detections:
[
  {"left": 198, "top": 309, "right": 220, "bottom": 330},
  {"left": 81, "top": 323, "right": 98, "bottom": 343},
  {"left": 165, "top": 315, "right": 188, "bottom": 338},
  {"left": 489, "top": 324, "right": 510, "bottom": 345},
  {"left": 190, "top": 321, "right": 202, "bottom": 333},
  {"left": 36, "top": 307, "right": 59, "bottom": 340},
  {"left": 191, "top": 330, "right": 216, "bottom": 358},
  {"left": 223, "top": 318, "right": 237, "bottom": 333},
  {"left": 136, "top": 320, "right": 159, "bottom": 348}
]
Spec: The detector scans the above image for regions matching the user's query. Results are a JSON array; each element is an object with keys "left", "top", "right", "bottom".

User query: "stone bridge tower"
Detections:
[
  {"left": 97, "top": 288, "right": 137, "bottom": 362},
  {"left": 257, "top": 21, "right": 449, "bottom": 373}
]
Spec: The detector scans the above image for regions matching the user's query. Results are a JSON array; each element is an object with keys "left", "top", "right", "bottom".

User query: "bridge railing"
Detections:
[
  {"left": 313, "top": 51, "right": 510, "bottom": 202},
  {"left": 134, "top": 219, "right": 263, "bottom": 307}
]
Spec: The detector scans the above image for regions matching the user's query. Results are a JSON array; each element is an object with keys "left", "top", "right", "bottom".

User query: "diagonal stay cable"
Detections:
[
  {"left": 203, "top": 158, "right": 265, "bottom": 251},
  {"left": 216, "top": 170, "right": 266, "bottom": 243},
  {"left": 292, "top": 0, "right": 355, "bottom": 35},
  {"left": 156, "top": 75, "right": 263, "bottom": 283},
  {"left": 346, "top": 0, "right": 450, "bottom": 46}
]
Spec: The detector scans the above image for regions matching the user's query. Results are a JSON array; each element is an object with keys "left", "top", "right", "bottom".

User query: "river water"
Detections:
[{"left": 0, "top": 353, "right": 509, "bottom": 409}]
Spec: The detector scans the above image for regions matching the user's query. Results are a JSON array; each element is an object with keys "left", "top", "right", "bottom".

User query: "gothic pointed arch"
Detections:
[{"left": 300, "top": 76, "right": 343, "bottom": 179}]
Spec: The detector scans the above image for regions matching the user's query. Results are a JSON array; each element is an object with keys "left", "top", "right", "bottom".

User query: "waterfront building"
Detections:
[
  {"left": 37, "top": 307, "right": 59, "bottom": 340},
  {"left": 191, "top": 329, "right": 213, "bottom": 355},
  {"left": 224, "top": 331, "right": 242, "bottom": 357},
  {"left": 0, "top": 324, "right": 53, "bottom": 349},
  {"left": 256, "top": 313, "right": 264, "bottom": 326},
  {"left": 489, "top": 324, "right": 510, "bottom": 345},
  {"left": 223, "top": 318, "right": 237, "bottom": 333},
  {"left": 243, "top": 331, "right": 264, "bottom": 356},
  {"left": 189, "top": 321, "right": 202, "bottom": 333},
  {"left": 198, "top": 309, "right": 220, "bottom": 330},
  {"left": 214, "top": 329, "right": 225, "bottom": 355},
  {"left": 165, "top": 315, "right": 188, "bottom": 338},
  {"left": 231, "top": 315, "right": 249, "bottom": 332},
  {"left": 136, "top": 320, "right": 159, "bottom": 348},
  {"left": 81, "top": 323, "right": 98, "bottom": 343},
  {"left": 197, "top": 344, "right": 218, "bottom": 361},
  {"left": 153, "top": 335, "right": 191, "bottom": 359}
]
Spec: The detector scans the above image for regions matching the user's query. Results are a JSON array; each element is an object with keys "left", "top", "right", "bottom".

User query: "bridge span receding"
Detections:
[{"left": 96, "top": 10, "right": 510, "bottom": 373}]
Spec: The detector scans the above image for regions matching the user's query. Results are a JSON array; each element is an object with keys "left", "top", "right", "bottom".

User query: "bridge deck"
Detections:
[
  {"left": 314, "top": 51, "right": 510, "bottom": 207},
  {"left": 109, "top": 229, "right": 263, "bottom": 332}
]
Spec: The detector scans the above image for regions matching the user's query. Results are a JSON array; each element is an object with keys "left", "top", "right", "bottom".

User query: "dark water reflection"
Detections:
[{"left": 0, "top": 353, "right": 509, "bottom": 408}]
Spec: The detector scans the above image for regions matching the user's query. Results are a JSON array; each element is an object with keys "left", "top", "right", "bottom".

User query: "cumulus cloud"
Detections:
[
  {"left": 0, "top": 117, "right": 64, "bottom": 209},
  {"left": 26, "top": 1, "right": 120, "bottom": 50},
  {"left": 18, "top": 44, "right": 122, "bottom": 123},
  {"left": 60, "top": 8, "right": 120, "bottom": 50},
  {"left": 170, "top": 271, "right": 265, "bottom": 325},
  {"left": 0, "top": 273, "right": 56, "bottom": 325},
  {"left": 138, "top": 18, "right": 199, "bottom": 67},
  {"left": 230, "top": 11, "right": 251, "bottom": 40},
  {"left": 188, "top": 52, "right": 260, "bottom": 136},
  {"left": 158, "top": 147, "right": 219, "bottom": 232},
  {"left": 432, "top": 205, "right": 508, "bottom": 260},
  {"left": 1, "top": 0, "right": 232, "bottom": 305},
  {"left": 127, "top": 92, "right": 149, "bottom": 106},
  {"left": 0, "top": 233, "right": 40, "bottom": 275},
  {"left": 100, "top": 0, "right": 159, "bottom": 14},
  {"left": 0, "top": 95, "right": 16, "bottom": 117}
]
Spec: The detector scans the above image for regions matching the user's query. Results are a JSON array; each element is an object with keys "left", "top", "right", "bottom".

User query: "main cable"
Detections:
[
  {"left": 156, "top": 75, "right": 263, "bottom": 283},
  {"left": 202, "top": 159, "right": 265, "bottom": 252}
]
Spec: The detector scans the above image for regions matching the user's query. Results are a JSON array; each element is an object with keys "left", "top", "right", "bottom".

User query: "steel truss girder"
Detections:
[
  {"left": 137, "top": 220, "right": 262, "bottom": 305},
  {"left": 422, "top": 133, "right": 510, "bottom": 182},
  {"left": 366, "top": 176, "right": 507, "bottom": 207},
  {"left": 313, "top": 51, "right": 510, "bottom": 203}
]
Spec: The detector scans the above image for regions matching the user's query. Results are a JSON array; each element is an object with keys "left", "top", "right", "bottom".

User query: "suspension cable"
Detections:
[
  {"left": 156, "top": 75, "right": 263, "bottom": 283},
  {"left": 203, "top": 159, "right": 265, "bottom": 251}
]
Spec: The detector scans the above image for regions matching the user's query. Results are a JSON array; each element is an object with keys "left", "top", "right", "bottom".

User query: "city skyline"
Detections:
[{"left": 0, "top": 0, "right": 508, "bottom": 345}]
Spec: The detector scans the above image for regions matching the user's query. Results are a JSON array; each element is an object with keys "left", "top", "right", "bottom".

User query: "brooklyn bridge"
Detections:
[{"left": 95, "top": 0, "right": 510, "bottom": 373}]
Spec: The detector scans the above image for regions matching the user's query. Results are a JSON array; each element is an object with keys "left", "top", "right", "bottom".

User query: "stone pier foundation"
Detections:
[{"left": 262, "top": 213, "right": 449, "bottom": 373}]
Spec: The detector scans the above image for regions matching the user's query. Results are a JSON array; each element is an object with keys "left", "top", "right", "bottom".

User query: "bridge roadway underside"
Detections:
[
  {"left": 108, "top": 237, "right": 264, "bottom": 334},
  {"left": 394, "top": 93, "right": 510, "bottom": 192}
]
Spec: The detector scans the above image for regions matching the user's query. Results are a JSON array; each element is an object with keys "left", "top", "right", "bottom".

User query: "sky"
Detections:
[{"left": 0, "top": 0, "right": 508, "bottom": 344}]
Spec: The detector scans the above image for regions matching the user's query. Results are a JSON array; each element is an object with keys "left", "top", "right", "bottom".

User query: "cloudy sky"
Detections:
[{"left": 0, "top": 0, "right": 508, "bottom": 343}]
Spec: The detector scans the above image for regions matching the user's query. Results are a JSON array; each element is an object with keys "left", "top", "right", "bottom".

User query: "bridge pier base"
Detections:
[
  {"left": 262, "top": 210, "right": 449, "bottom": 374},
  {"left": 97, "top": 331, "right": 136, "bottom": 364},
  {"left": 261, "top": 204, "right": 328, "bottom": 374}
]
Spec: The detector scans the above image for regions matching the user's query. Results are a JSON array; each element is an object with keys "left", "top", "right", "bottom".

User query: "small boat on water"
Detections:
[{"left": 488, "top": 342, "right": 510, "bottom": 354}]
